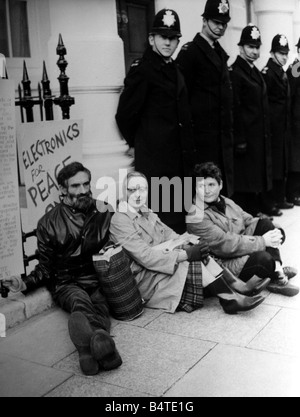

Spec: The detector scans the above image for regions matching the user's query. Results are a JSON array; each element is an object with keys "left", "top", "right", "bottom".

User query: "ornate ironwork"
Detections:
[
  {"left": 15, "top": 61, "right": 42, "bottom": 123},
  {"left": 53, "top": 34, "right": 75, "bottom": 119},
  {"left": 41, "top": 61, "right": 54, "bottom": 121}
]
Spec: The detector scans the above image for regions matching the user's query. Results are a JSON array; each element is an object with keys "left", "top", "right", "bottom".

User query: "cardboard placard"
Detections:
[
  {"left": 0, "top": 79, "right": 24, "bottom": 280},
  {"left": 18, "top": 119, "right": 83, "bottom": 229}
]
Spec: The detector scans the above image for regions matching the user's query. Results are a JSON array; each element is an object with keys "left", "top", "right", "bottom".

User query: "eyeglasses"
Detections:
[{"left": 127, "top": 187, "right": 148, "bottom": 193}]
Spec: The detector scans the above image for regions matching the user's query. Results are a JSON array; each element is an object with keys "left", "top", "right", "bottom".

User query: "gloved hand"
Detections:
[
  {"left": 235, "top": 142, "right": 247, "bottom": 156},
  {"left": 185, "top": 242, "right": 210, "bottom": 263}
]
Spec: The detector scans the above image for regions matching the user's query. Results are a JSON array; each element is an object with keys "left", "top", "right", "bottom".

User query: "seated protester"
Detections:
[
  {"left": 2, "top": 162, "right": 122, "bottom": 376},
  {"left": 186, "top": 162, "right": 299, "bottom": 297},
  {"left": 109, "top": 171, "right": 267, "bottom": 315}
]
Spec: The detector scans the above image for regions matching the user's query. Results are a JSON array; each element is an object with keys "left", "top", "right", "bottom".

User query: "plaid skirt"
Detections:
[{"left": 177, "top": 261, "right": 204, "bottom": 313}]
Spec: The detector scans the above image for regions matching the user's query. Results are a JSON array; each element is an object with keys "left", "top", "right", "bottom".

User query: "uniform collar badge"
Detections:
[
  {"left": 218, "top": 0, "right": 229, "bottom": 14},
  {"left": 162, "top": 10, "right": 176, "bottom": 27}
]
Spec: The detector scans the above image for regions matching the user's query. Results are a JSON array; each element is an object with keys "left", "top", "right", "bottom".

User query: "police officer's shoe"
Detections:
[
  {"left": 289, "top": 196, "right": 300, "bottom": 206},
  {"left": 277, "top": 201, "right": 294, "bottom": 210},
  {"left": 91, "top": 330, "right": 122, "bottom": 371},
  {"left": 68, "top": 312, "right": 99, "bottom": 376},
  {"left": 263, "top": 206, "right": 283, "bottom": 217}
]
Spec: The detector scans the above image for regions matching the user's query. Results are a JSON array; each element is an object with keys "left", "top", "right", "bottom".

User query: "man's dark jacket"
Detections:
[
  {"left": 23, "top": 200, "right": 112, "bottom": 293},
  {"left": 230, "top": 55, "right": 272, "bottom": 193},
  {"left": 115, "top": 47, "right": 195, "bottom": 180},
  {"left": 262, "top": 58, "right": 291, "bottom": 180},
  {"left": 176, "top": 34, "right": 234, "bottom": 196}
]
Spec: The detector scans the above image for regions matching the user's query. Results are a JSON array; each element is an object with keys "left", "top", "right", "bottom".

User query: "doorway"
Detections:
[{"left": 116, "top": 0, "right": 155, "bottom": 73}]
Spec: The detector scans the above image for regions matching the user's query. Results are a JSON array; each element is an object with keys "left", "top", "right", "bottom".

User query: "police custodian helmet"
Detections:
[
  {"left": 271, "top": 34, "right": 290, "bottom": 54},
  {"left": 202, "top": 0, "right": 231, "bottom": 24},
  {"left": 150, "top": 9, "right": 182, "bottom": 38},
  {"left": 238, "top": 24, "right": 262, "bottom": 47}
]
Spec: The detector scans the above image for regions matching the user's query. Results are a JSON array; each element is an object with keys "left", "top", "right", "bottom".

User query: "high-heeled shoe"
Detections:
[
  {"left": 222, "top": 268, "right": 271, "bottom": 296},
  {"left": 205, "top": 275, "right": 265, "bottom": 315},
  {"left": 218, "top": 294, "right": 265, "bottom": 315}
]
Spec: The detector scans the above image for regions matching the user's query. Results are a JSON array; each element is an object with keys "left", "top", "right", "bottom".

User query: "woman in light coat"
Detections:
[
  {"left": 109, "top": 171, "right": 266, "bottom": 315},
  {"left": 186, "top": 162, "right": 299, "bottom": 298}
]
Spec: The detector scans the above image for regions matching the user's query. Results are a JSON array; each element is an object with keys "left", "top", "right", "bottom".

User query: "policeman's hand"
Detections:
[
  {"left": 235, "top": 143, "right": 247, "bottom": 156},
  {"left": 185, "top": 242, "right": 210, "bottom": 263},
  {"left": 2, "top": 275, "right": 27, "bottom": 293}
]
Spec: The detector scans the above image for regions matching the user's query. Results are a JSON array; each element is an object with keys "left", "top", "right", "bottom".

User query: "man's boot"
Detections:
[
  {"left": 68, "top": 311, "right": 99, "bottom": 376},
  {"left": 91, "top": 330, "right": 122, "bottom": 371}
]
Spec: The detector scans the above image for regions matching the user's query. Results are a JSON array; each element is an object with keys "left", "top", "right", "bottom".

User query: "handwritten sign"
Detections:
[
  {"left": 0, "top": 54, "right": 6, "bottom": 78},
  {"left": 18, "top": 120, "right": 83, "bottom": 229},
  {"left": 0, "top": 80, "right": 24, "bottom": 280}
]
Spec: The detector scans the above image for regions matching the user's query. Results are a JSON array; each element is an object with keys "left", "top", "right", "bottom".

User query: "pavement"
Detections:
[{"left": 0, "top": 207, "right": 300, "bottom": 398}]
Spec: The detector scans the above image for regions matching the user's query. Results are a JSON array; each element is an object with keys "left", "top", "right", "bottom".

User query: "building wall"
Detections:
[{"left": 5, "top": 0, "right": 300, "bottom": 203}]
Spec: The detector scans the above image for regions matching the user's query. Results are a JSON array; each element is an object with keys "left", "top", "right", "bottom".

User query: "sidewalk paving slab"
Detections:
[
  {"left": 45, "top": 375, "right": 153, "bottom": 397},
  {"left": 0, "top": 207, "right": 300, "bottom": 397},
  {"left": 164, "top": 344, "right": 300, "bottom": 398},
  {"left": 0, "top": 353, "right": 72, "bottom": 398},
  {"left": 54, "top": 323, "right": 216, "bottom": 397}
]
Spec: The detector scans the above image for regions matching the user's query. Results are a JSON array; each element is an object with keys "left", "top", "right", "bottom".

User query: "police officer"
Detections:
[
  {"left": 116, "top": 9, "right": 195, "bottom": 233},
  {"left": 262, "top": 34, "right": 293, "bottom": 210},
  {"left": 176, "top": 0, "right": 234, "bottom": 197},
  {"left": 286, "top": 39, "right": 300, "bottom": 206},
  {"left": 230, "top": 25, "right": 276, "bottom": 217}
]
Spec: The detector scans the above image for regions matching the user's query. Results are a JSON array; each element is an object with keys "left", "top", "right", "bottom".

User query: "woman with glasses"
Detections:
[{"left": 109, "top": 171, "right": 267, "bottom": 315}]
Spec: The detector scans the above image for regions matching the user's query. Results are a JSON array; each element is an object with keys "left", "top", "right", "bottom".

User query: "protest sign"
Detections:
[
  {"left": 0, "top": 79, "right": 24, "bottom": 280},
  {"left": 0, "top": 53, "right": 6, "bottom": 78},
  {"left": 18, "top": 120, "right": 83, "bottom": 229}
]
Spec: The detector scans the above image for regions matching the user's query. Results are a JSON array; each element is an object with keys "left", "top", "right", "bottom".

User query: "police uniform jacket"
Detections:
[
  {"left": 22, "top": 200, "right": 112, "bottom": 293},
  {"left": 115, "top": 47, "right": 195, "bottom": 179},
  {"left": 287, "top": 59, "right": 300, "bottom": 173},
  {"left": 176, "top": 34, "right": 234, "bottom": 196},
  {"left": 262, "top": 58, "right": 291, "bottom": 180},
  {"left": 230, "top": 56, "right": 272, "bottom": 193}
]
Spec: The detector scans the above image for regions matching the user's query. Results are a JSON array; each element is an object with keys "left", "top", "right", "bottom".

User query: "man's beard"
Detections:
[{"left": 65, "top": 191, "right": 94, "bottom": 212}]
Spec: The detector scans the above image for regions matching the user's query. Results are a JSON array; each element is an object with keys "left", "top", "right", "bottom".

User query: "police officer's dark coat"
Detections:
[
  {"left": 230, "top": 56, "right": 272, "bottom": 193},
  {"left": 115, "top": 47, "right": 195, "bottom": 180},
  {"left": 287, "top": 59, "right": 300, "bottom": 173},
  {"left": 176, "top": 34, "right": 234, "bottom": 197},
  {"left": 262, "top": 58, "right": 291, "bottom": 180}
]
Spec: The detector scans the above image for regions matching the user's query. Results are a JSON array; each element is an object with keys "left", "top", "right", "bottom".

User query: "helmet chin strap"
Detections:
[
  {"left": 273, "top": 52, "right": 284, "bottom": 67},
  {"left": 242, "top": 46, "right": 257, "bottom": 63},
  {"left": 207, "top": 20, "right": 226, "bottom": 38},
  {"left": 152, "top": 37, "right": 173, "bottom": 62}
]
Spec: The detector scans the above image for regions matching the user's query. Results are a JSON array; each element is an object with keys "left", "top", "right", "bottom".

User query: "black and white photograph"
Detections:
[{"left": 0, "top": 0, "right": 300, "bottom": 399}]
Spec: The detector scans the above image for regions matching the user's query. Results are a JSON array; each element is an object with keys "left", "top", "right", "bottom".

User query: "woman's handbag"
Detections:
[{"left": 93, "top": 232, "right": 144, "bottom": 321}]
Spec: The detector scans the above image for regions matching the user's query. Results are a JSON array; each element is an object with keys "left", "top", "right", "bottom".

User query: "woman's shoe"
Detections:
[
  {"left": 222, "top": 268, "right": 270, "bottom": 296},
  {"left": 205, "top": 275, "right": 265, "bottom": 315},
  {"left": 219, "top": 294, "right": 265, "bottom": 315}
]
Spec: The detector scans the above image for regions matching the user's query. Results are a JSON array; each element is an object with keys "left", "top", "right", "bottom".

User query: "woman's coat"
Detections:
[
  {"left": 186, "top": 197, "right": 266, "bottom": 276},
  {"left": 109, "top": 202, "right": 189, "bottom": 313}
]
